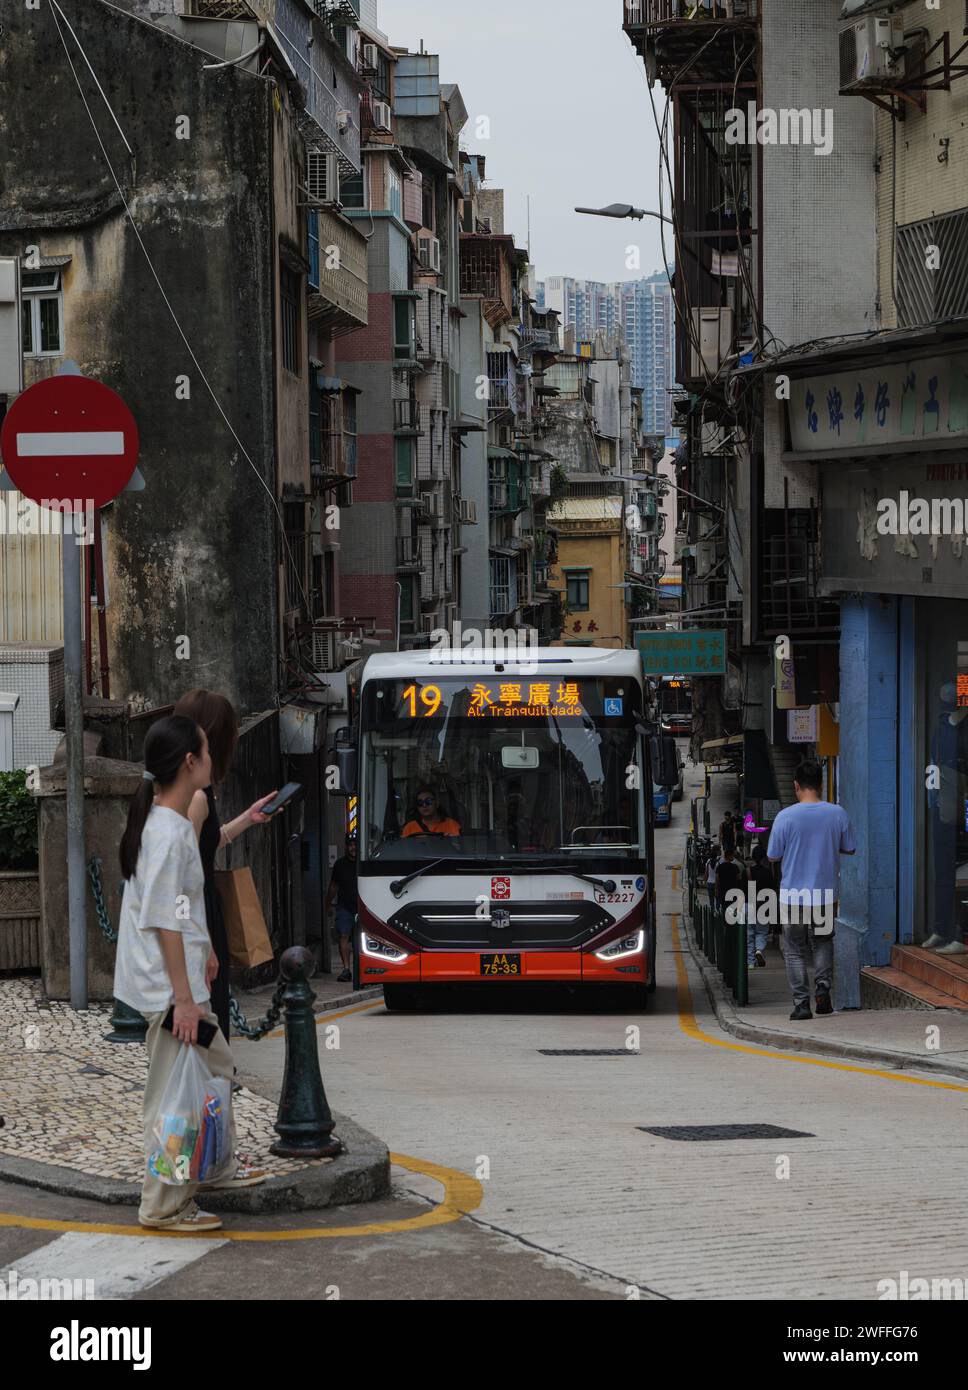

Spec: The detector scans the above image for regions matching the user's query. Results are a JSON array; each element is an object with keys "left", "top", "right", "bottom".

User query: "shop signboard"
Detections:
[
  {"left": 787, "top": 352, "right": 968, "bottom": 454},
  {"left": 635, "top": 630, "right": 726, "bottom": 676}
]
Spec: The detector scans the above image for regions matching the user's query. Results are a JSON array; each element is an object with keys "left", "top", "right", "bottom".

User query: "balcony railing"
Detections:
[
  {"left": 624, "top": 0, "right": 758, "bottom": 27},
  {"left": 307, "top": 206, "right": 368, "bottom": 331},
  {"left": 396, "top": 535, "right": 420, "bottom": 569},
  {"left": 490, "top": 584, "right": 512, "bottom": 617},
  {"left": 625, "top": 0, "right": 759, "bottom": 87},
  {"left": 489, "top": 480, "right": 508, "bottom": 511},
  {"left": 393, "top": 398, "right": 421, "bottom": 433},
  {"left": 760, "top": 534, "right": 839, "bottom": 638}
]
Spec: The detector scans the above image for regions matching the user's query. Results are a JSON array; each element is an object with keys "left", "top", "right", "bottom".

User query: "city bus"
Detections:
[
  {"left": 334, "top": 647, "right": 679, "bottom": 1009},
  {"left": 657, "top": 676, "right": 692, "bottom": 736}
]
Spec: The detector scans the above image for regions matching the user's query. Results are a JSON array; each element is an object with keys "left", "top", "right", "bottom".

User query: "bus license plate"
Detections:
[{"left": 480, "top": 952, "right": 521, "bottom": 977}]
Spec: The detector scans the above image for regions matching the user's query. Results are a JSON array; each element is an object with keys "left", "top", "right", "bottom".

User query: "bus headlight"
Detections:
[
  {"left": 361, "top": 932, "right": 410, "bottom": 963},
  {"left": 594, "top": 929, "right": 645, "bottom": 961}
]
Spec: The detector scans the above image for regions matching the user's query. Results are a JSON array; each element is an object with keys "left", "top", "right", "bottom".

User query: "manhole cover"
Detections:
[
  {"left": 638, "top": 1124, "right": 815, "bottom": 1141},
  {"left": 539, "top": 1049, "right": 640, "bottom": 1057}
]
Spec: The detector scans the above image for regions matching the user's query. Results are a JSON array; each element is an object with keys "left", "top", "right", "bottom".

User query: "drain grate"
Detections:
[
  {"left": 539, "top": 1048, "right": 640, "bottom": 1057},
  {"left": 638, "top": 1123, "right": 815, "bottom": 1141}
]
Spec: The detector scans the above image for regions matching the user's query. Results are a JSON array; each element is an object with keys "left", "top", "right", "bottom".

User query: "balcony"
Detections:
[
  {"left": 624, "top": 1, "right": 759, "bottom": 85},
  {"left": 759, "top": 527, "right": 839, "bottom": 639},
  {"left": 460, "top": 233, "right": 515, "bottom": 328},
  {"left": 393, "top": 398, "right": 422, "bottom": 434},
  {"left": 396, "top": 535, "right": 421, "bottom": 570},
  {"left": 307, "top": 207, "right": 368, "bottom": 331},
  {"left": 488, "top": 480, "right": 509, "bottom": 511}
]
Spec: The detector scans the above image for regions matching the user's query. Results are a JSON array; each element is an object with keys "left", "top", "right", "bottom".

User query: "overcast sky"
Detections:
[{"left": 377, "top": 0, "right": 667, "bottom": 285}]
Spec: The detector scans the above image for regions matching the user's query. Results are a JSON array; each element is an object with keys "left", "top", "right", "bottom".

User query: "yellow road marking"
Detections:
[
  {"left": 263, "top": 997, "right": 384, "bottom": 1041},
  {"left": 0, "top": 1152, "right": 484, "bottom": 1242},
  {"left": 670, "top": 910, "right": 968, "bottom": 1094}
]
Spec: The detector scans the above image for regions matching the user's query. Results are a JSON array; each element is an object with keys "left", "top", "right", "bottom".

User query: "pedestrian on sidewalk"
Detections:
[
  {"left": 173, "top": 689, "right": 278, "bottom": 1042},
  {"left": 115, "top": 715, "right": 266, "bottom": 1234},
  {"left": 705, "top": 845, "right": 719, "bottom": 907},
  {"left": 746, "top": 845, "right": 774, "bottom": 968},
  {"left": 326, "top": 837, "right": 358, "bottom": 983},
  {"left": 767, "top": 758, "right": 856, "bottom": 1022},
  {"left": 719, "top": 809, "right": 736, "bottom": 856},
  {"left": 714, "top": 846, "right": 745, "bottom": 914}
]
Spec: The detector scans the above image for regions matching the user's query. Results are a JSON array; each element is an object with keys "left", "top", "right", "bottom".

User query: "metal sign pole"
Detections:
[{"left": 63, "top": 519, "right": 87, "bottom": 1010}]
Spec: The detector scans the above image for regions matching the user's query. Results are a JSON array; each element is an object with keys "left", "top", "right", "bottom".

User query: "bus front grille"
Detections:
[{"left": 387, "top": 900, "right": 614, "bottom": 951}]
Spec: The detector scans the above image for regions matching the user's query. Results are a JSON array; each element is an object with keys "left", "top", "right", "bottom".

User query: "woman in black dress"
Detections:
[{"left": 173, "top": 689, "right": 276, "bottom": 1042}]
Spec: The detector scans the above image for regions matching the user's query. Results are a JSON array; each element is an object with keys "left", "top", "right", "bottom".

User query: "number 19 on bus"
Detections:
[{"left": 403, "top": 684, "right": 442, "bottom": 718}]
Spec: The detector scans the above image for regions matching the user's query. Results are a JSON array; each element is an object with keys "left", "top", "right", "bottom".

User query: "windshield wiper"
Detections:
[
  {"left": 500, "top": 856, "right": 616, "bottom": 894},
  {"left": 389, "top": 858, "right": 449, "bottom": 897}
]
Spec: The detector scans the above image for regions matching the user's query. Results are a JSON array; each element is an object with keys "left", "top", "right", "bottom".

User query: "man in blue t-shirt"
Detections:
[{"left": 767, "top": 759, "right": 856, "bottom": 1021}]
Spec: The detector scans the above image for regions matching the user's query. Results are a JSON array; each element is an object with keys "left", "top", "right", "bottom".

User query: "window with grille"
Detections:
[
  {"left": 395, "top": 438, "right": 414, "bottom": 495},
  {"left": 565, "top": 571, "right": 590, "bottom": 611},
  {"left": 280, "top": 266, "right": 300, "bottom": 374},
  {"left": 21, "top": 269, "right": 63, "bottom": 356},
  {"left": 896, "top": 209, "right": 968, "bottom": 327},
  {"left": 308, "top": 210, "right": 320, "bottom": 291},
  {"left": 393, "top": 297, "right": 414, "bottom": 359}
]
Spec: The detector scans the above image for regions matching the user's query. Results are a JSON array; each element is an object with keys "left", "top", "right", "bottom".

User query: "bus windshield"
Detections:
[
  {"left": 659, "top": 678, "right": 691, "bottom": 717},
  {"left": 359, "top": 675, "right": 644, "bottom": 864}
]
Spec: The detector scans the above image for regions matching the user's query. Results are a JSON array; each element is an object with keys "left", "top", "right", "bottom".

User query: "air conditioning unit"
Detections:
[
  {"left": 839, "top": 12, "right": 904, "bottom": 91},
  {"left": 336, "top": 109, "right": 352, "bottom": 133},
  {"left": 417, "top": 234, "right": 441, "bottom": 273},
  {"left": 372, "top": 100, "right": 392, "bottom": 131},
  {"left": 458, "top": 497, "right": 477, "bottom": 524},
  {"left": 307, "top": 150, "right": 340, "bottom": 204},
  {"left": 338, "top": 636, "right": 362, "bottom": 665},
  {"left": 310, "top": 629, "right": 340, "bottom": 673},
  {"left": 362, "top": 42, "right": 379, "bottom": 71},
  {"left": 427, "top": 491, "right": 443, "bottom": 521},
  {"left": 689, "top": 306, "right": 734, "bottom": 379}
]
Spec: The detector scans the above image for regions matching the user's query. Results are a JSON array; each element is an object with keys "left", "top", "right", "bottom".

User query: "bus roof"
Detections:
[{"left": 361, "top": 647, "right": 644, "bottom": 682}]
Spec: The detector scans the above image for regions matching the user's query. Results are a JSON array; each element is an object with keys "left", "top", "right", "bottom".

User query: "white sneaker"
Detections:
[
  {"left": 921, "top": 934, "right": 945, "bottom": 950},
  {"left": 935, "top": 941, "right": 968, "bottom": 956}
]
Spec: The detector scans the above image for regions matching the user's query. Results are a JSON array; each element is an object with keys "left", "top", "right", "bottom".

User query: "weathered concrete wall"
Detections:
[{"left": 0, "top": 2, "right": 280, "bottom": 716}]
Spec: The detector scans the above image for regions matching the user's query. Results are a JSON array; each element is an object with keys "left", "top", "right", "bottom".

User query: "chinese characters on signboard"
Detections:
[
  {"left": 635, "top": 631, "right": 727, "bottom": 676},
  {"left": 789, "top": 354, "right": 968, "bottom": 454}
]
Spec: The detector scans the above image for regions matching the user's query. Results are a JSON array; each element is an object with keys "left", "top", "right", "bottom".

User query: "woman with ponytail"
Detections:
[
  {"left": 114, "top": 715, "right": 265, "bottom": 1233},
  {"left": 172, "top": 689, "right": 277, "bottom": 1043}
]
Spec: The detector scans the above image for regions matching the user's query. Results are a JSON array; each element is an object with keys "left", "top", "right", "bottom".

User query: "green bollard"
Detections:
[
  {"left": 736, "top": 913, "right": 749, "bottom": 1006},
  {"left": 270, "top": 946, "right": 344, "bottom": 1160},
  {"left": 104, "top": 998, "right": 147, "bottom": 1044}
]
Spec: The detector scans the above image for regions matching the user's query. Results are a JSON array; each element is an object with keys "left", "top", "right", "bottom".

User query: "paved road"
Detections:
[{"left": 3, "top": 755, "right": 967, "bottom": 1300}]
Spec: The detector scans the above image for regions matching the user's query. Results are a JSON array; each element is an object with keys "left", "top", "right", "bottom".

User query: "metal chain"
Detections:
[
  {"left": 87, "top": 856, "right": 118, "bottom": 943},
  {"left": 229, "top": 978, "right": 286, "bottom": 1040}
]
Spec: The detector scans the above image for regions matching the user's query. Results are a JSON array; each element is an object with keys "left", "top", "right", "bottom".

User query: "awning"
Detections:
[
  {"left": 701, "top": 734, "right": 744, "bottom": 753},
  {"left": 452, "top": 414, "right": 485, "bottom": 433},
  {"left": 488, "top": 446, "right": 517, "bottom": 460}
]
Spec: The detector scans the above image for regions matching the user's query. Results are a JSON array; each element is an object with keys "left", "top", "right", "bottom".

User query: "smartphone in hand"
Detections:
[
  {"left": 161, "top": 1007, "right": 218, "bottom": 1049},
  {"left": 259, "top": 782, "right": 303, "bottom": 817}
]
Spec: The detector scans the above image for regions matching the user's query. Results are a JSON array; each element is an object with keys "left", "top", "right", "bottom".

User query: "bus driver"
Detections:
[{"left": 402, "top": 787, "right": 462, "bottom": 839}]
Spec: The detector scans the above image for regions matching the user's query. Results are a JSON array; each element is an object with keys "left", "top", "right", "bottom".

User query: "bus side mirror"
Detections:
[
  {"left": 651, "top": 734, "right": 679, "bottom": 789},
  {"left": 330, "top": 727, "right": 357, "bottom": 797}
]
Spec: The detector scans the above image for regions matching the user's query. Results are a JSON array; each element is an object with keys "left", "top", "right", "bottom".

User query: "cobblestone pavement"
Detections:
[{"left": 0, "top": 979, "right": 321, "bottom": 1184}]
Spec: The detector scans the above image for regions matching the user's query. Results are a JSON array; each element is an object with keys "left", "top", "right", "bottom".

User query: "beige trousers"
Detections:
[{"left": 139, "top": 1008, "right": 237, "bottom": 1226}]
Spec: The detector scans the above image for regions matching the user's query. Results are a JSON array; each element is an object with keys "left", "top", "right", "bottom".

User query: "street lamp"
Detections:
[{"left": 575, "top": 203, "right": 674, "bottom": 225}]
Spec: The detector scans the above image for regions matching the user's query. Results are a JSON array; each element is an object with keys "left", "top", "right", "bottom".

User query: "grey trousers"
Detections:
[
  {"left": 781, "top": 923, "right": 834, "bottom": 1007},
  {"left": 140, "top": 1008, "right": 237, "bottom": 1226}
]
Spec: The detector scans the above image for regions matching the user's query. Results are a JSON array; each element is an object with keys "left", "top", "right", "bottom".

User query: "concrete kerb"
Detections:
[
  {"left": 0, "top": 1111, "right": 391, "bottom": 1214},
  {"left": 681, "top": 907, "right": 968, "bottom": 1084},
  {"left": 0, "top": 986, "right": 391, "bottom": 1214}
]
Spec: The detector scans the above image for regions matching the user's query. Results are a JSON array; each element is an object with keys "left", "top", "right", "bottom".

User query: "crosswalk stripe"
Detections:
[{"left": 2, "top": 1231, "right": 226, "bottom": 1299}]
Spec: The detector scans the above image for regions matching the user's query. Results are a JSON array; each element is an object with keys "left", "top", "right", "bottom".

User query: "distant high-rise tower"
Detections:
[{"left": 538, "top": 272, "right": 676, "bottom": 437}]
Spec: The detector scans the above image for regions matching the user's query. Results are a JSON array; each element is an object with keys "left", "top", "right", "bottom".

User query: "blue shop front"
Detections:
[{"left": 779, "top": 324, "right": 968, "bottom": 978}]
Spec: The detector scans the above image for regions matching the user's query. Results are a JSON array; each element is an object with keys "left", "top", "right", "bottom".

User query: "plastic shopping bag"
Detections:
[{"left": 147, "top": 1045, "right": 232, "bottom": 1186}]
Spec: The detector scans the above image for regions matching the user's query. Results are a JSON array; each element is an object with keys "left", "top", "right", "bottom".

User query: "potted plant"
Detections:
[{"left": 0, "top": 770, "right": 41, "bottom": 969}]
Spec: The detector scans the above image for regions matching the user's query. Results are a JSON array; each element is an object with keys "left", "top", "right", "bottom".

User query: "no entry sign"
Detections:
[{"left": 0, "top": 373, "right": 139, "bottom": 511}]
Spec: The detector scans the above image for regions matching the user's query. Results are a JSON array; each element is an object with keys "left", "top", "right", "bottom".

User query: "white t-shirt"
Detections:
[{"left": 113, "top": 805, "right": 211, "bottom": 1016}]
